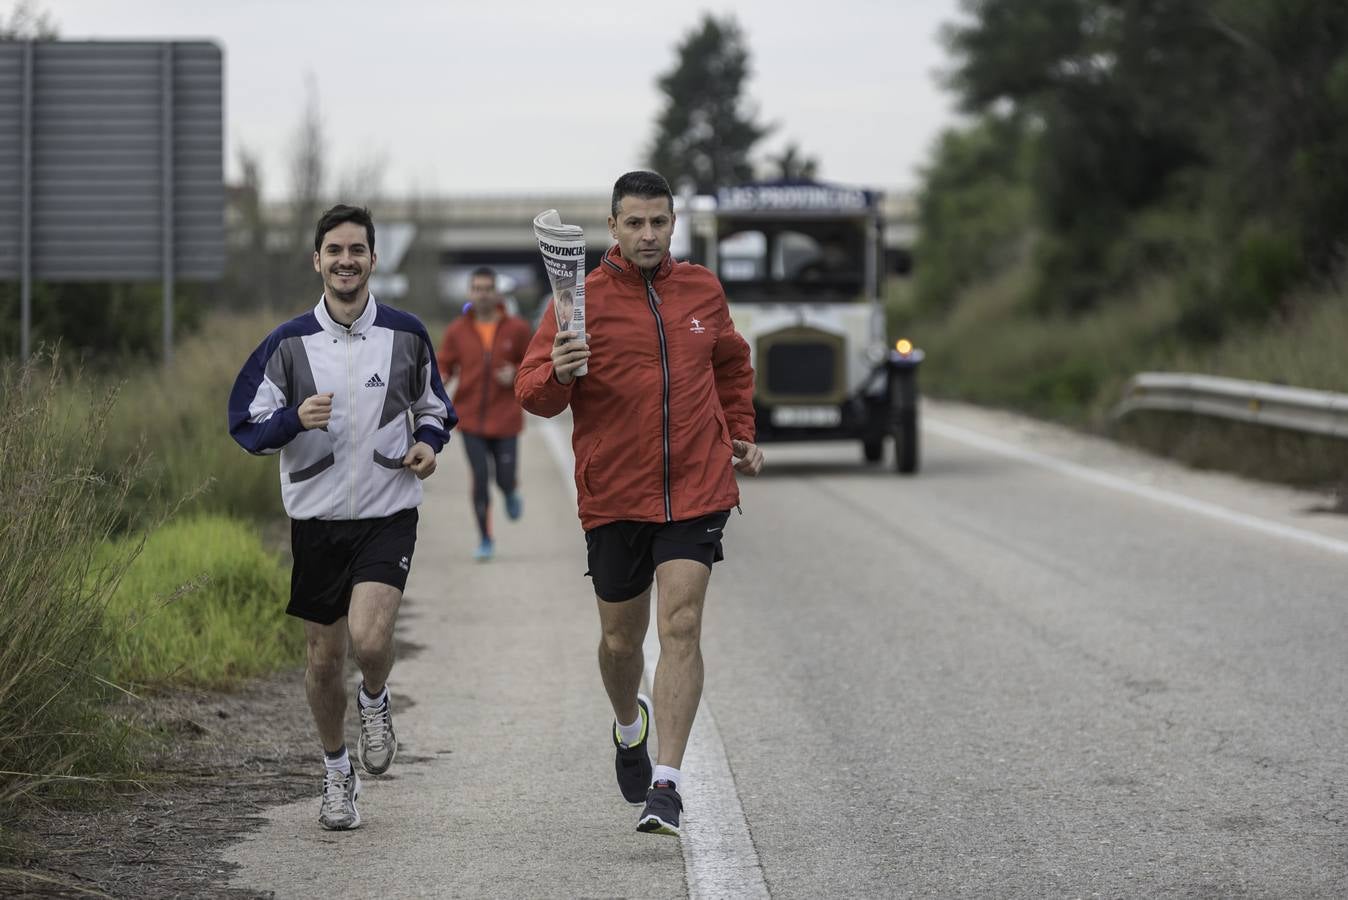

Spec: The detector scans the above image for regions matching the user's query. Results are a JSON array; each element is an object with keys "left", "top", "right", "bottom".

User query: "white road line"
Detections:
[
  {"left": 535, "top": 415, "right": 771, "bottom": 900},
  {"left": 926, "top": 416, "right": 1348, "bottom": 557}
]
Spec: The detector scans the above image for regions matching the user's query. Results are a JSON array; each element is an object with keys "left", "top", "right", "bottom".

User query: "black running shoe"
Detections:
[
  {"left": 637, "top": 779, "right": 682, "bottom": 835},
  {"left": 613, "top": 693, "right": 653, "bottom": 804}
]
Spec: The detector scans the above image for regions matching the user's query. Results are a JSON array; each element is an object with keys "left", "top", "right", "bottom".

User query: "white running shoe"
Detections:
[
  {"left": 318, "top": 766, "right": 361, "bottom": 830},
  {"left": 357, "top": 687, "right": 398, "bottom": 775}
]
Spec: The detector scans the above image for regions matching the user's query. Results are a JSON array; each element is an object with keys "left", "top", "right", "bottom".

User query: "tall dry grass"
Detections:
[
  {"left": 97, "top": 310, "right": 286, "bottom": 531},
  {"left": 1, "top": 311, "right": 305, "bottom": 837},
  {"left": 0, "top": 356, "right": 146, "bottom": 814}
]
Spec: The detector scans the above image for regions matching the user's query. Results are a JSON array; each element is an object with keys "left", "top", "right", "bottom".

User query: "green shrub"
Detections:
[
  {"left": 1222, "top": 229, "right": 1303, "bottom": 322},
  {"left": 891, "top": 264, "right": 1180, "bottom": 422},
  {"left": 103, "top": 515, "right": 301, "bottom": 690},
  {"left": 889, "top": 255, "right": 1348, "bottom": 492},
  {"left": 0, "top": 282, "right": 206, "bottom": 362}
]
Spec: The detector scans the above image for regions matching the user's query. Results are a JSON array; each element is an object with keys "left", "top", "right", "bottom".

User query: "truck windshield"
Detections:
[{"left": 716, "top": 219, "right": 867, "bottom": 302}]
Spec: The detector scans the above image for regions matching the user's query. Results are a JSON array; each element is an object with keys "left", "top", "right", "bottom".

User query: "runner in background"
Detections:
[{"left": 437, "top": 266, "right": 533, "bottom": 560}]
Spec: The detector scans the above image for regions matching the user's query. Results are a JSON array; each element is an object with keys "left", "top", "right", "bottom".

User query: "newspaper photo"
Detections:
[{"left": 533, "top": 209, "right": 588, "bottom": 377}]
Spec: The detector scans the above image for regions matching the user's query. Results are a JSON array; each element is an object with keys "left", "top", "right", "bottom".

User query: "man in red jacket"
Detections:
[
  {"left": 437, "top": 267, "right": 533, "bottom": 560},
  {"left": 517, "top": 171, "right": 764, "bottom": 836}
]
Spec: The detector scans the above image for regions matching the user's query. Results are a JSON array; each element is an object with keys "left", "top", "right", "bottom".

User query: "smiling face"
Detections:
[
  {"left": 313, "top": 221, "right": 377, "bottom": 304},
  {"left": 609, "top": 194, "right": 675, "bottom": 274}
]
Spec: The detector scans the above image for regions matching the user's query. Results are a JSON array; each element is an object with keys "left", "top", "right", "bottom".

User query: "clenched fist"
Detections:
[
  {"left": 732, "top": 439, "right": 764, "bottom": 476},
  {"left": 298, "top": 392, "right": 334, "bottom": 430},
  {"left": 403, "top": 442, "right": 437, "bottom": 479}
]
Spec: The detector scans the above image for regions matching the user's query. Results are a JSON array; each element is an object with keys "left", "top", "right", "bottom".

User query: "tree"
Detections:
[
  {"left": 285, "top": 74, "right": 326, "bottom": 297},
  {"left": 767, "top": 143, "right": 819, "bottom": 181},
  {"left": 333, "top": 150, "right": 388, "bottom": 211},
  {"left": 912, "top": 116, "right": 1035, "bottom": 314},
  {"left": 223, "top": 146, "right": 272, "bottom": 308},
  {"left": 648, "top": 14, "right": 771, "bottom": 193},
  {"left": 0, "top": 0, "right": 57, "bottom": 39}
]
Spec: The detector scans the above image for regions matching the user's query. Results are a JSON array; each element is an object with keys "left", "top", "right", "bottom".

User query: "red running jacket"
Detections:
[
  {"left": 437, "top": 311, "right": 533, "bottom": 437},
  {"left": 516, "top": 244, "right": 755, "bottom": 530}
]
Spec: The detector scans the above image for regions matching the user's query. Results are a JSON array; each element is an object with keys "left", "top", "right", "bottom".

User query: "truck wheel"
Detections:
[
  {"left": 895, "top": 408, "right": 918, "bottom": 474},
  {"left": 863, "top": 437, "right": 884, "bottom": 463}
]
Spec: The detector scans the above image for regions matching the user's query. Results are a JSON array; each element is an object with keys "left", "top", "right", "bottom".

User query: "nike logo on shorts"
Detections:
[{"left": 706, "top": 527, "right": 721, "bottom": 533}]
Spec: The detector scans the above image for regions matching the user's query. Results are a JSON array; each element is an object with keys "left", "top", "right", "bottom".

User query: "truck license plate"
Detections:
[{"left": 771, "top": 405, "right": 842, "bottom": 427}]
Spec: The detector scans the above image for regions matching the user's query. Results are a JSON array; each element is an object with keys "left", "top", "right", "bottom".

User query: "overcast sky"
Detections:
[{"left": 41, "top": 0, "right": 967, "bottom": 198}]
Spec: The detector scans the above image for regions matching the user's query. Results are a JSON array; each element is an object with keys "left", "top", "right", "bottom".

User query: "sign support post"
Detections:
[
  {"left": 20, "top": 41, "right": 33, "bottom": 361},
  {"left": 160, "top": 43, "right": 175, "bottom": 365}
]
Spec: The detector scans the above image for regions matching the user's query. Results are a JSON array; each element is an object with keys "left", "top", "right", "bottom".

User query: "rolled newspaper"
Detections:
[{"left": 533, "top": 209, "right": 588, "bottom": 377}]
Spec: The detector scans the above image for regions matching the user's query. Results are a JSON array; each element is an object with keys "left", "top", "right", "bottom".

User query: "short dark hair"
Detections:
[
  {"left": 314, "top": 204, "right": 376, "bottom": 253},
  {"left": 611, "top": 170, "right": 673, "bottom": 218},
  {"left": 469, "top": 265, "right": 497, "bottom": 285}
]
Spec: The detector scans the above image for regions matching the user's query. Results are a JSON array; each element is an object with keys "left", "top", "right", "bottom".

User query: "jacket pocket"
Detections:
[
  {"left": 579, "top": 437, "right": 604, "bottom": 495},
  {"left": 289, "top": 452, "right": 335, "bottom": 483},
  {"left": 712, "top": 406, "right": 733, "bottom": 451},
  {"left": 372, "top": 450, "right": 405, "bottom": 470},
  {"left": 372, "top": 419, "right": 412, "bottom": 471}
]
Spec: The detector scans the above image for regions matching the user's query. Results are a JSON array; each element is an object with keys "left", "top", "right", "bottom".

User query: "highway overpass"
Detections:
[{"left": 250, "top": 188, "right": 915, "bottom": 313}]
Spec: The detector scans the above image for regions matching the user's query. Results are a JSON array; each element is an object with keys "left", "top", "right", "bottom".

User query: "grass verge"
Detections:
[
  {"left": 103, "top": 514, "right": 301, "bottom": 691},
  {"left": 889, "top": 270, "right": 1348, "bottom": 494},
  {"left": 2, "top": 338, "right": 302, "bottom": 866}
]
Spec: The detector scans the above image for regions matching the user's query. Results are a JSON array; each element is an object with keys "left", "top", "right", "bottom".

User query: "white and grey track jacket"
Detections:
[{"left": 228, "top": 296, "right": 458, "bottom": 520}]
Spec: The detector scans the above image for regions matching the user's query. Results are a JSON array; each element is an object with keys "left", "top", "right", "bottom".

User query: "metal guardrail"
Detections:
[{"left": 1114, "top": 372, "right": 1348, "bottom": 439}]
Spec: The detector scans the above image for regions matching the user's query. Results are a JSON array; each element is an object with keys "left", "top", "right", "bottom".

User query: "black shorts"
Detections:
[
  {"left": 289, "top": 508, "right": 418, "bottom": 625},
  {"left": 584, "top": 510, "right": 731, "bottom": 603}
]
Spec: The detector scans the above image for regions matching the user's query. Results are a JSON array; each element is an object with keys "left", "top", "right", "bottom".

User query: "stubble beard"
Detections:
[{"left": 326, "top": 270, "right": 369, "bottom": 305}]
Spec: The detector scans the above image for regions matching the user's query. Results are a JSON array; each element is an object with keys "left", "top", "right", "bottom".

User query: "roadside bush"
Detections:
[
  {"left": 1222, "top": 228, "right": 1303, "bottom": 323},
  {"left": 103, "top": 515, "right": 300, "bottom": 690},
  {"left": 1, "top": 327, "right": 301, "bottom": 833},
  {"left": 0, "top": 282, "right": 206, "bottom": 362},
  {"left": 891, "top": 265, "right": 1179, "bottom": 422}
]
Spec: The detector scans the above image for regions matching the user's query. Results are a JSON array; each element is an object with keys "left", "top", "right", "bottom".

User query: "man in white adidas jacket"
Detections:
[{"left": 228, "top": 204, "right": 457, "bottom": 831}]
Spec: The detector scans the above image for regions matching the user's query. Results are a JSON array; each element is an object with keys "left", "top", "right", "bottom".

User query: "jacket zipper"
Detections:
[
  {"left": 346, "top": 330, "right": 356, "bottom": 519},
  {"left": 644, "top": 277, "right": 672, "bottom": 521}
]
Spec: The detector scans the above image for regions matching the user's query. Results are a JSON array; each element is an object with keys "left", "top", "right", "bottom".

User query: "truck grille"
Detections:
[{"left": 765, "top": 341, "right": 837, "bottom": 396}]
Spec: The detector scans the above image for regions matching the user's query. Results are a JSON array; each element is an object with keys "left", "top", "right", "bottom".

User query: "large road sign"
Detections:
[{"left": 0, "top": 40, "right": 224, "bottom": 360}]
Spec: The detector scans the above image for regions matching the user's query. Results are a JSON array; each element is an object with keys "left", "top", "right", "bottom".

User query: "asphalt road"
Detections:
[{"left": 224, "top": 400, "right": 1347, "bottom": 898}]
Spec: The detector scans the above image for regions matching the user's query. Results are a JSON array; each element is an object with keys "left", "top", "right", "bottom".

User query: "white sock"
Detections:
[
  {"left": 324, "top": 747, "right": 350, "bottom": 773},
  {"left": 359, "top": 683, "right": 388, "bottom": 708},
  {"left": 652, "top": 765, "right": 681, "bottom": 790},
  {"left": 616, "top": 706, "right": 646, "bottom": 747}
]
